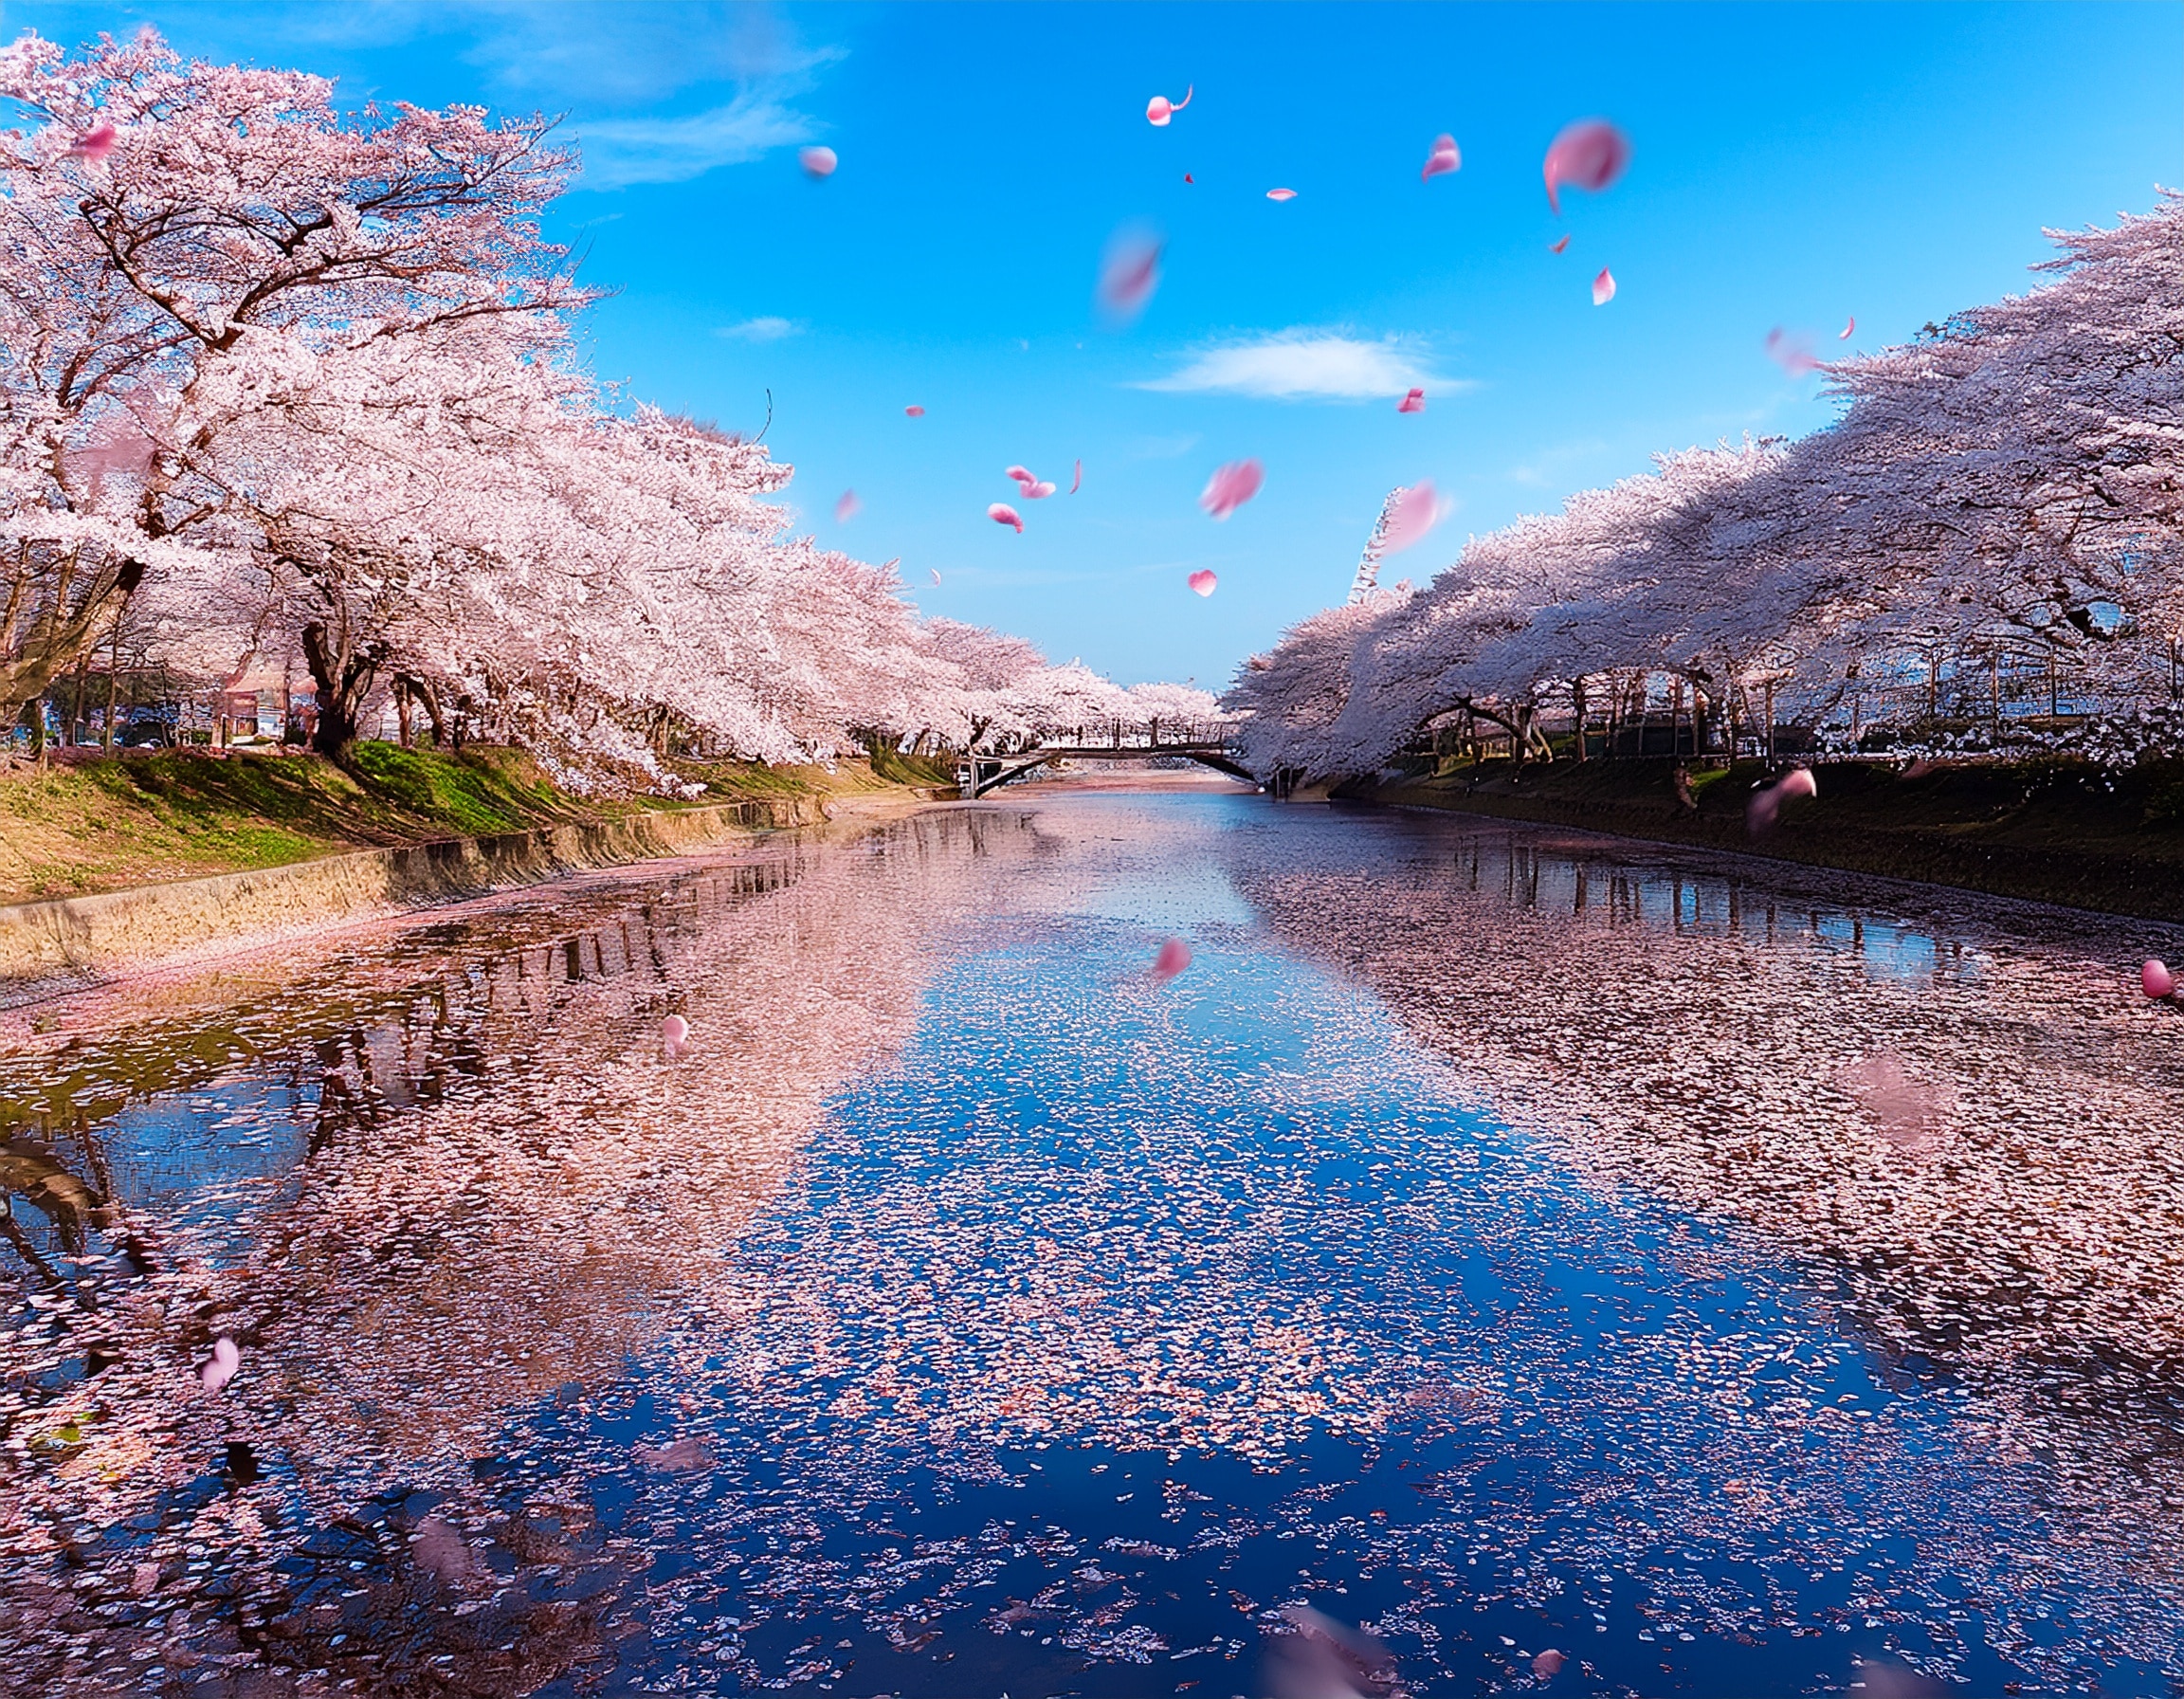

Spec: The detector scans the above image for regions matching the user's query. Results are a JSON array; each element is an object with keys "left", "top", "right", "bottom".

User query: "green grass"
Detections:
[{"left": 3, "top": 742, "right": 941, "bottom": 905}]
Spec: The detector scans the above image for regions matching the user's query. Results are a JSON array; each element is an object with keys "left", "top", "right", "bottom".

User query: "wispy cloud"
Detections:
[
  {"left": 1137, "top": 330, "right": 1460, "bottom": 403},
  {"left": 574, "top": 90, "right": 814, "bottom": 189},
  {"left": 715, "top": 316, "right": 800, "bottom": 342}
]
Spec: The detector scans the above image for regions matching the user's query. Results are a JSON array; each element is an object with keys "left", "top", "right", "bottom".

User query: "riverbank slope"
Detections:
[
  {"left": 1349, "top": 756, "right": 2184, "bottom": 923},
  {"left": 0, "top": 742, "right": 953, "bottom": 906}
]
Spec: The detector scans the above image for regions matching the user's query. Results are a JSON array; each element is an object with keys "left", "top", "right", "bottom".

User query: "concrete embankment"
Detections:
[
  {"left": 0, "top": 792, "right": 940, "bottom": 1003},
  {"left": 1346, "top": 757, "right": 2184, "bottom": 924}
]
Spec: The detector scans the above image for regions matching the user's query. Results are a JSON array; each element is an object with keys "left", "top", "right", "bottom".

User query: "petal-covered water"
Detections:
[{"left": 3, "top": 792, "right": 2181, "bottom": 1697}]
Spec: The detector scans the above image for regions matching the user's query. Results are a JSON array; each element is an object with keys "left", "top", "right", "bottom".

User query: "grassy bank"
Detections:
[
  {"left": 0, "top": 744, "right": 955, "bottom": 906},
  {"left": 1355, "top": 755, "right": 2184, "bottom": 923}
]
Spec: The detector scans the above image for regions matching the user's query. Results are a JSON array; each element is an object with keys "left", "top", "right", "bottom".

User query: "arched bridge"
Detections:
[{"left": 956, "top": 721, "right": 1254, "bottom": 798}]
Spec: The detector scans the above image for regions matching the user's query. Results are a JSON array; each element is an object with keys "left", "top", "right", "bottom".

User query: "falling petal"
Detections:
[
  {"left": 1776, "top": 767, "right": 1818, "bottom": 800},
  {"left": 634, "top": 1437, "right": 715, "bottom": 1472},
  {"left": 833, "top": 489, "right": 859, "bottom": 524},
  {"left": 1023, "top": 480, "right": 1056, "bottom": 499},
  {"left": 1380, "top": 481, "right": 1445, "bottom": 556},
  {"left": 1098, "top": 228, "right": 1164, "bottom": 323},
  {"left": 1840, "top": 315, "right": 1856, "bottom": 339},
  {"left": 1151, "top": 939, "right": 1192, "bottom": 980},
  {"left": 1005, "top": 465, "right": 1036, "bottom": 487},
  {"left": 1265, "top": 187, "right": 1298, "bottom": 201},
  {"left": 1183, "top": 173, "right": 1193, "bottom": 183},
  {"left": 1198, "top": 458, "right": 1265, "bottom": 521},
  {"left": 1188, "top": 570, "right": 1217, "bottom": 596},
  {"left": 1421, "top": 134, "right": 1462, "bottom": 181},
  {"left": 1543, "top": 118, "right": 1630, "bottom": 213},
  {"left": 1070, "top": 459, "right": 1083, "bottom": 494},
  {"left": 1592, "top": 265, "right": 1616, "bottom": 305},
  {"left": 661, "top": 1014, "right": 690, "bottom": 1044},
  {"left": 988, "top": 502, "right": 1024, "bottom": 533},
  {"left": 930, "top": 568, "right": 942, "bottom": 587},
  {"left": 798, "top": 146, "right": 837, "bottom": 178},
  {"left": 2144, "top": 959, "right": 2176, "bottom": 999},
  {"left": 1146, "top": 85, "right": 1192, "bottom": 126},
  {"left": 904, "top": 404, "right": 925, "bottom": 417},
  {"left": 64, "top": 121, "right": 117, "bottom": 161},
  {"left": 1396, "top": 388, "right": 1426, "bottom": 414},
  {"left": 1550, "top": 234, "right": 1571, "bottom": 254},
  {"left": 200, "top": 1336, "right": 240, "bottom": 1394},
  {"left": 1766, "top": 327, "right": 1820, "bottom": 376}
]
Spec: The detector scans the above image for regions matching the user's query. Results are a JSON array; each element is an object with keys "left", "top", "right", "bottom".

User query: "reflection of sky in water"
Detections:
[
  {"left": 100, "top": 1079, "right": 315, "bottom": 1211},
  {"left": 5, "top": 795, "right": 2178, "bottom": 1697},
  {"left": 458, "top": 808, "right": 2174, "bottom": 1696}
]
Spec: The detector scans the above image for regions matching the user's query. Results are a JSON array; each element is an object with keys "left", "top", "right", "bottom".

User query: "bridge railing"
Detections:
[{"left": 1002, "top": 719, "right": 1243, "bottom": 753}]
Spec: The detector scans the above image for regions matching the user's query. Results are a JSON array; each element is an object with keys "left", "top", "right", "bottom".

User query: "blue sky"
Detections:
[{"left": 9, "top": 2, "right": 2180, "bottom": 689}]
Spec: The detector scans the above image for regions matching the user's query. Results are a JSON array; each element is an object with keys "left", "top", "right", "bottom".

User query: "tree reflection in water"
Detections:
[{"left": 3, "top": 795, "right": 2183, "bottom": 1697}]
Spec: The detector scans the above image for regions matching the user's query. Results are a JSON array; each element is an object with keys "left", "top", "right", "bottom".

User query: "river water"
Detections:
[{"left": 4, "top": 788, "right": 2182, "bottom": 1699}]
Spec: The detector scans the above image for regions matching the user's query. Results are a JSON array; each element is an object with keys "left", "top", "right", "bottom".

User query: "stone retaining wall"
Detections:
[{"left": 0, "top": 795, "right": 842, "bottom": 1001}]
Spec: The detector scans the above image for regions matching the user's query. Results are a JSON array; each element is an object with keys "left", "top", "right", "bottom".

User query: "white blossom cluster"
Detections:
[{"left": 1227, "top": 194, "right": 2184, "bottom": 780}]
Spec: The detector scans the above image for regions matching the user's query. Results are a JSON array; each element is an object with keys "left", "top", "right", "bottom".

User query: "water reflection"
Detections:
[{"left": 2, "top": 794, "right": 2181, "bottom": 1697}]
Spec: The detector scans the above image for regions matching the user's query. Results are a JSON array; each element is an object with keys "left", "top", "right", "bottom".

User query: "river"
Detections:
[{"left": 4, "top": 786, "right": 2181, "bottom": 1698}]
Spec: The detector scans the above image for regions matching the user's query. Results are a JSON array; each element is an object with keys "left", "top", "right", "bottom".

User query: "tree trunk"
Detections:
[
  {"left": 1572, "top": 676, "right": 1589, "bottom": 761},
  {"left": 300, "top": 620, "right": 381, "bottom": 768},
  {"left": 0, "top": 557, "right": 145, "bottom": 746}
]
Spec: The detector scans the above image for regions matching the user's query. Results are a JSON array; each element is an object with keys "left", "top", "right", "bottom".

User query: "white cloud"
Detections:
[
  {"left": 574, "top": 91, "right": 813, "bottom": 189},
  {"left": 716, "top": 316, "right": 800, "bottom": 342},
  {"left": 1137, "top": 331, "right": 1461, "bottom": 403}
]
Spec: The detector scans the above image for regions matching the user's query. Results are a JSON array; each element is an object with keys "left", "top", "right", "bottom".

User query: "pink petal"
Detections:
[
  {"left": 930, "top": 568, "right": 942, "bottom": 586},
  {"left": 1173, "top": 84, "right": 1192, "bottom": 112},
  {"left": 1183, "top": 173, "right": 1193, "bottom": 184},
  {"left": 1534, "top": 1651, "right": 1566, "bottom": 1678},
  {"left": 2144, "top": 959, "right": 2176, "bottom": 999},
  {"left": 1099, "top": 229, "right": 1164, "bottom": 322},
  {"left": 1146, "top": 98, "right": 1172, "bottom": 126},
  {"left": 1765, "top": 327, "right": 1819, "bottom": 375},
  {"left": 798, "top": 146, "right": 837, "bottom": 178},
  {"left": 1839, "top": 316, "right": 1855, "bottom": 339},
  {"left": 1023, "top": 480, "right": 1056, "bottom": 499},
  {"left": 1005, "top": 465, "right": 1036, "bottom": 486},
  {"left": 1188, "top": 570, "right": 1217, "bottom": 596},
  {"left": 988, "top": 502, "right": 1024, "bottom": 533},
  {"left": 1420, "top": 135, "right": 1461, "bottom": 181},
  {"left": 1265, "top": 187, "right": 1297, "bottom": 201},
  {"left": 904, "top": 404, "right": 925, "bottom": 417},
  {"left": 1379, "top": 481, "right": 1444, "bottom": 556},
  {"left": 1543, "top": 119, "right": 1630, "bottom": 214},
  {"left": 1070, "top": 459, "right": 1083, "bottom": 494},
  {"left": 661, "top": 1014, "right": 690, "bottom": 1043},
  {"left": 200, "top": 1336, "right": 240, "bottom": 1393},
  {"left": 1776, "top": 767, "right": 1818, "bottom": 799},
  {"left": 1198, "top": 457, "right": 1265, "bottom": 521},
  {"left": 1592, "top": 266, "right": 1616, "bottom": 306},
  {"left": 1550, "top": 234, "right": 1571, "bottom": 254},
  {"left": 1396, "top": 388, "right": 1426, "bottom": 413},
  {"left": 65, "top": 121, "right": 116, "bottom": 161},
  {"left": 1151, "top": 938, "right": 1192, "bottom": 980},
  {"left": 833, "top": 489, "right": 859, "bottom": 523}
]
